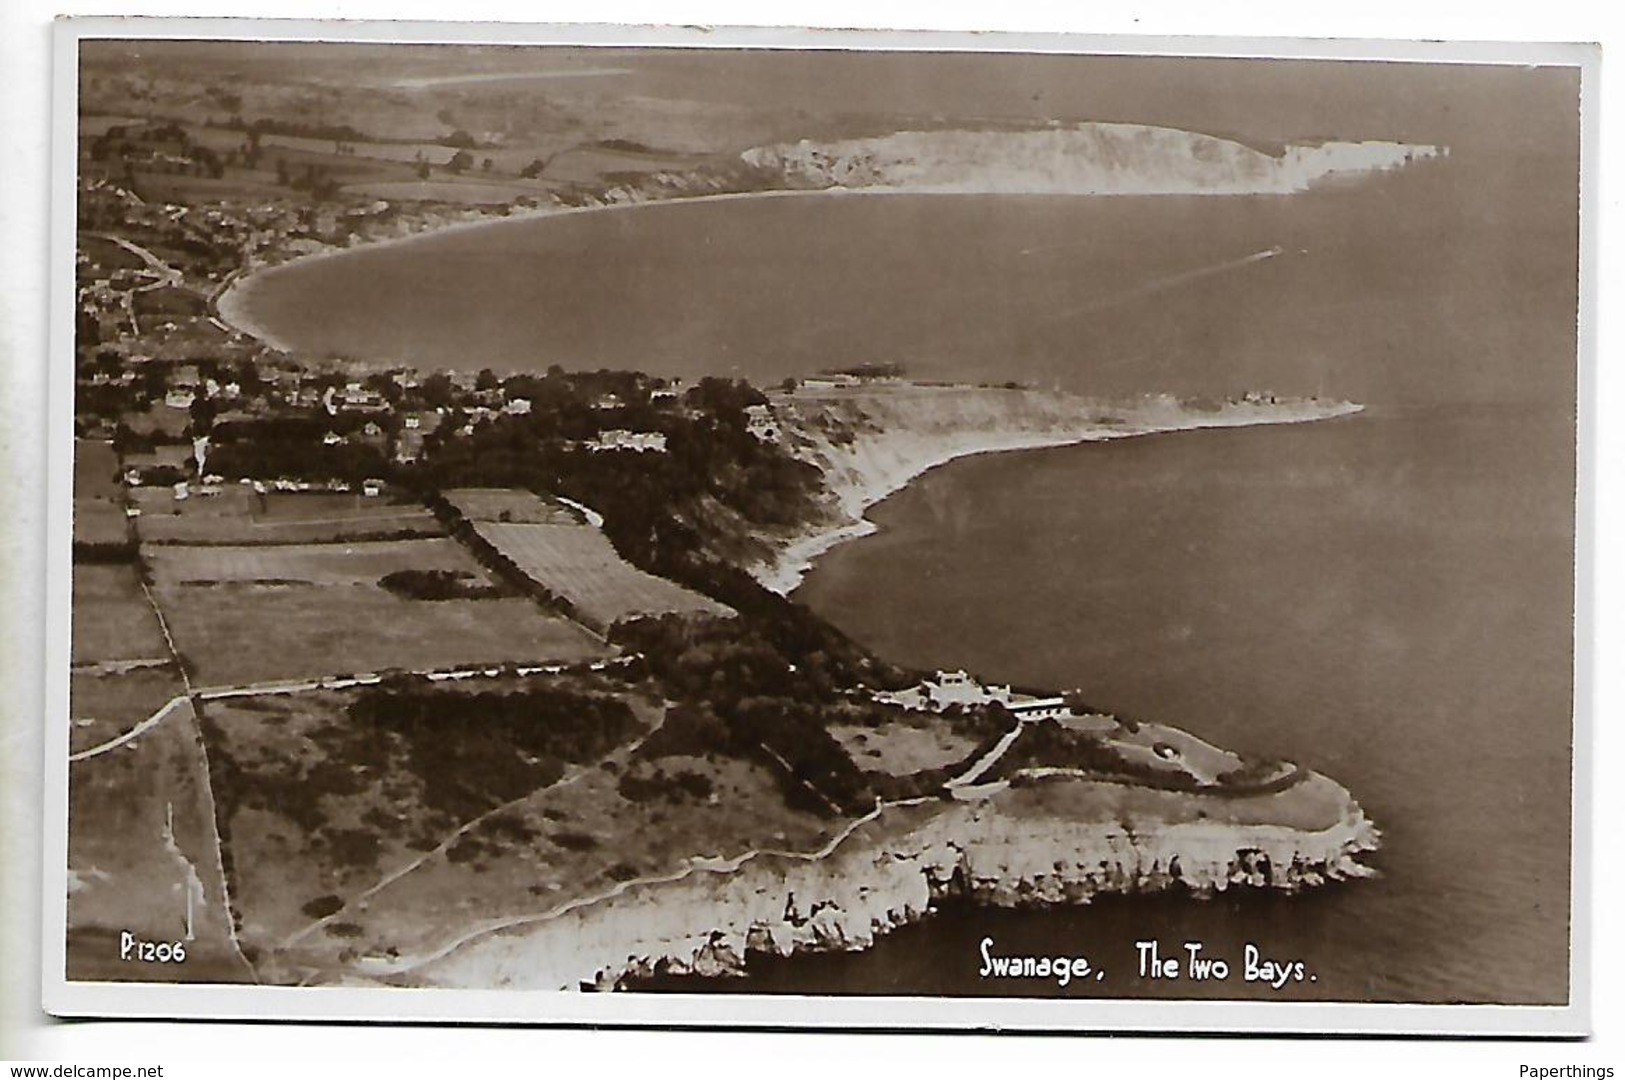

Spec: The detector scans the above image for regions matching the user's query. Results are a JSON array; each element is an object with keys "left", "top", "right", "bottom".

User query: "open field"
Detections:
[
  {"left": 133, "top": 486, "right": 444, "bottom": 545},
  {"left": 147, "top": 539, "right": 606, "bottom": 685},
  {"left": 442, "top": 488, "right": 580, "bottom": 525},
  {"left": 74, "top": 440, "right": 122, "bottom": 498},
  {"left": 74, "top": 439, "right": 130, "bottom": 547},
  {"left": 342, "top": 180, "right": 545, "bottom": 205},
  {"left": 128, "top": 171, "right": 292, "bottom": 206},
  {"left": 308, "top": 753, "right": 833, "bottom": 980},
  {"left": 996, "top": 769, "right": 1352, "bottom": 833},
  {"left": 194, "top": 675, "right": 686, "bottom": 977},
  {"left": 541, "top": 145, "right": 710, "bottom": 184},
  {"left": 199, "top": 680, "right": 835, "bottom": 981},
  {"left": 198, "top": 688, "right": 479, "bottom": 950},
  {"left": 145, "top": 538, "right": 485, "bottom": 587},
  {"left": 829, "top": 721, "right": 979, "bottom": 777},
  {"left": 472, "top": 520, "right": 730, "bottom": 631},
  {"left": 71, "top": 563, "right": 169, "bottom": 665},
  {"left": 1090, "top": 718, "right": 1250, "bottom": 786},
  {"left": 74, "top": 498, "right": 131, "bottom": 548},
  {"left": 77, "top": 114, "right": 150, "bottom": 137},
  {"left": 67, "top": 698, "right": 254, "bottom": 983},
  {"left": 69, "top": 665, "right": 185, "bottom": 756}
]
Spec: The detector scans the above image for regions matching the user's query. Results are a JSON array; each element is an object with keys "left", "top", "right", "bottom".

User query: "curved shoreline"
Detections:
[
  {"left": 214, "top": 187, "right": 939, "bottom": 352},
  {"left": 212, "top": 171, "right": 1412, "bottom": 361},
  {"left": 755, "top": 396, "right": 1365, "bottom": 595}
]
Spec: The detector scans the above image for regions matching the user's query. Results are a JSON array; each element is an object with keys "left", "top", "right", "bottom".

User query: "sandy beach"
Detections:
[{"left": 211, "top": 186, "right": 968, "bottom": 353}]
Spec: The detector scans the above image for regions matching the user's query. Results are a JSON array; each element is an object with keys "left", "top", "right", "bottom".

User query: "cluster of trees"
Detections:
[
  {"left": 78, "top": 356, "right": 269, "bottom": 436},
  {"left": 346, "top": 684, "right": 639, "bottom": 821},
  {"left": 610, "top": 614, "right": 922, "bottom": 817},
  {"left": 413, "top": 372, "right": 829, "bottom": 613},
  {"left": 86, "top": 122, "right": 226, "bottom": 180},
  {"left": 225, "top": 115, "right": 370, "bottom": 144},
  {"left": 616, "top": 764, "right": 715, "bottom": 804},
  {"left": 377, "top": 568, "right": 514, "bottom": 601},
  {"left": 273, "top": 158, "right": 342, "bottom": 200},
  {"left": 208, "top": 438, "right": 389, "bottom": 487}
]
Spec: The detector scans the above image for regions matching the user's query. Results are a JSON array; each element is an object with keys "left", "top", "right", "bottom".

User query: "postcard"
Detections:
[{"left": 41, "top": 18, "right": 1595, "bottom": 1034}]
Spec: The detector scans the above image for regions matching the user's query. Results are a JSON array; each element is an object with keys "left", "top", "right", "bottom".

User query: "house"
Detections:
[
  {"left": 745, "top": 404, "right": 780, "bottom": 441},
  {"left": 800, "top": 373, "right": 860, "bottom": 390},
  {"left": 1005, "top": 697, "right": 1069, "bottom": 720},
  {"left": 586, "top": 429, "right": 668, "bottom": 453},
  {"left": 394, "top": 412, "right": 441, "bottom": 463},
  {"left": 927, "top": 669, "right": 989, "bottom": 709},
  {"left": 909, "top": 670, "right": 1066, "bottom": 718}
]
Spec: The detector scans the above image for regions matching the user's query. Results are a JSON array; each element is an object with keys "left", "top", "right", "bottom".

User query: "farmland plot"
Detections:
[
  {"left": 472, "top": 521, "right": 731, "bottom": 631},
  {"left": 74, "top": 439, "right": 130, "bottom": 547},
  {"left": 71, "top": 564, "right": 170, "bottom": 665},
  {"left": 442, "top": 488, "right": 580, "bottom": 526},
  {"left": 196, "top": 676, "right": 662, "bottom": 980},
  {"left": 70, "top": 665, "right": 186, "bottom": 755},
  {"left": 147, "top": 540, "right": 606, "bottom": 686},
  {"left": 74, "top": 439, "right": 123, "bottom": 499},
  {"left": 145, "top": 538, "right": 483, "bottom": 587},
  {"left": 134, "top": 486, "right": 443, "bottom": 545}
]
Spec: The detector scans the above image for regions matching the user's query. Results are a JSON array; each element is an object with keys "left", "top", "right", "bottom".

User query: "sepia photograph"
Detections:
[{"left": 40, "top": 19, "right": 1593, "bottom": 1033}]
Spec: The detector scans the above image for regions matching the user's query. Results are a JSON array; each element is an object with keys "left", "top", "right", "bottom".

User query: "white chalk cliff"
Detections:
[
  {"left": 407, "top": 772, "right": 1378, "bottom": 991},
  {"left": 750, "top": 384, "right": 1363, "bottom": 593},
  {"left": 741, "top": 123, "right": 1444, "bottom": 196}
]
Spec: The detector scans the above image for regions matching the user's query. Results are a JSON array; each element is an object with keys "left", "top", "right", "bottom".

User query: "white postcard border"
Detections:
[{"left": 40, "top": 16, "right": 1599, "bottom": 1036}]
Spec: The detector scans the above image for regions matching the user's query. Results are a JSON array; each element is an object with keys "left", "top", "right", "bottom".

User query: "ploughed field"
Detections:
[{"left": 443, "top": 488, "right": 731, "bottom": 632}]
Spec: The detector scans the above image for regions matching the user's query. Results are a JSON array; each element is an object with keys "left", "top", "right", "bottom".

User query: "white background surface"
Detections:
[{"left": 3, "top": 1, "right": 1618, "bottom": 1072}]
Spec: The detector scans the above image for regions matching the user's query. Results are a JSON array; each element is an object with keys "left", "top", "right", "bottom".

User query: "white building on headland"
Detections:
[{"left": 877, "top": 669, "right": 1068, "bottom": 720}]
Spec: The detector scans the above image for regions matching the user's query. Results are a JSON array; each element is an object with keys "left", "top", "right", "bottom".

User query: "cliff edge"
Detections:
[
  {"left": 405, "top": 767, "right": 1379, "bottom": 991},
  {"left": 741, "top": 123, "right": 1445, "bottom": 197},
  {"left": 750, "top": 383, "right": 1362, "bottom": 592}
]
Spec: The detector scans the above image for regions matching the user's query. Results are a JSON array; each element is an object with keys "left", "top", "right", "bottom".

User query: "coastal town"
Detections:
[{"left": 66, "top": 42, "right": 1387, "bottom": 995}]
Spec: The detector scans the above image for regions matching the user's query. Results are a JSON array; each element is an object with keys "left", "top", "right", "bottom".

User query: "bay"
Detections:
[{"left": 239, "top": 134, "right": 1579, "bottom": 1003}]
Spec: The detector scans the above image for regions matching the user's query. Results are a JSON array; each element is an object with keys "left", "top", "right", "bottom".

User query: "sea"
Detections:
[{"left": 232, "top": 115, "right": 1580, "bottom": 1004}]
